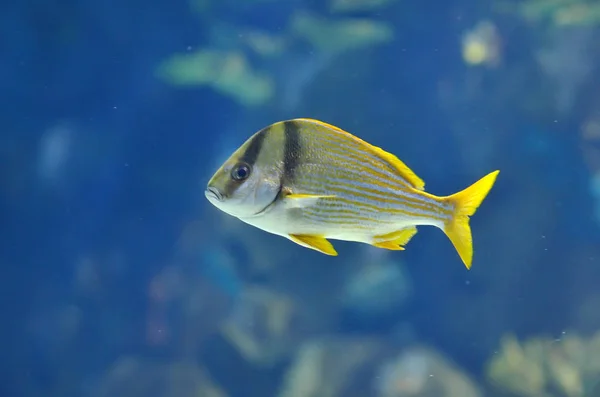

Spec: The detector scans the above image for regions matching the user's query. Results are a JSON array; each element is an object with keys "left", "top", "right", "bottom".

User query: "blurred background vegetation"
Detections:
[{"left": 3, "top": 0, "right": 600, "bottom": 396}]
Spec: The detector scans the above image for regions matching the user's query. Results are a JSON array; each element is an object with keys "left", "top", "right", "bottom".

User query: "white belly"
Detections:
[{"left": 237, "top": 202, "right": 431, "bottom": 246}]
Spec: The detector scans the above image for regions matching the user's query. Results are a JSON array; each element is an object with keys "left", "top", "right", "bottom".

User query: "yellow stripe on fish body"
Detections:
[
  {"left": 205, "top": 118, "right": 500, "bottom": 270},
  {"left": 284, "top": 120, "right": 451, "bottom": 223}
]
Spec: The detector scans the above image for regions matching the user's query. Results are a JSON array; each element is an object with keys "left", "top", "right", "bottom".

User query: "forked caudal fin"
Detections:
[{"left": 442, "top": 170, "right": 500, "bottom": 270}]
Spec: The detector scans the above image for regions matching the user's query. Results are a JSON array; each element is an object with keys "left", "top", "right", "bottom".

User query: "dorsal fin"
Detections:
[
  {"left": 294, "top": 118, "right": 425, "bottom": 190},
  {"left": 366, "top": 144, "right": 425, "bottom": 190}
]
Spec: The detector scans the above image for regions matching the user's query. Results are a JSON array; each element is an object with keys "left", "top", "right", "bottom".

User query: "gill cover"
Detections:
[{"left": 206, "top": 127, "right": 282, "bottom": 218}]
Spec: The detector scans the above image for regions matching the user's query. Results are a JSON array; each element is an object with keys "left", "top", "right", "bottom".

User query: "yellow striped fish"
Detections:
[{"left": 205, "top": 118, "right": 499, "bottom": 269}]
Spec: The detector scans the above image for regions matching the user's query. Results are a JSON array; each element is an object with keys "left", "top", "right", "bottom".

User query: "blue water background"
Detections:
[{"left": 3, "top": 0, "right": 600, "bottom": 396}]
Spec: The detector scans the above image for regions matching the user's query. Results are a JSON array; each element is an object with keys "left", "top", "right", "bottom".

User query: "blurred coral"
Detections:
[
  {"left": 157, "top": 49, "right": 274, "bottom": 107},
  {"left": 278, "top": 337, "right": 384, "bottom": 397},
  {"left": 289, "top": 11, "right": 394, "bottom": 55},
  {"left": 329, "top": 0, "right": 399, "bottom": 13},
  {"left": 157, "top": 3, "right": 395, "bottom": 108},
  {"left": 92, "top": 357, "right": 227, "bottom": 397},
  {"left": 279, "top": 338, "right": 481, "bottom": 397},
  {"left": 220, "top": 286, "right": 303, "bottom": 366},
  {"left": 8, "top": 0, "right": 600, "bottom": 396},
  {"left": 461, "top": 20, "right": 502, "bottom": 67},
  {"left": 339, "top": 251, "right": 412, "bottom": 321},
  {"left": 374, "top": 347, "right": 482, "bottom": 397},
  {"left": 486, "top": 332, "right": 600, "bottom": 397},
  {"left": 496, "top": 0, "right": 600, "bottom": 27}
]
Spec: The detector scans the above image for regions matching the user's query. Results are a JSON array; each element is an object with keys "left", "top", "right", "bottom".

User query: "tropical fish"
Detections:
[{"left": 205, "top": 118, "right": 499, "bottom": 269}]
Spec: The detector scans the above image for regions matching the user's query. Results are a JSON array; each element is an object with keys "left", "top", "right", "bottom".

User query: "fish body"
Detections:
[{"left": 205, "top": 118, "right": 499, "bottom": 269}]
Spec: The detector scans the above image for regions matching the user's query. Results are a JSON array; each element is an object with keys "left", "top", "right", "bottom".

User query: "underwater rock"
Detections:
[
  {"left": 144, "top": 248, "right": 239, "bottom": 351},
  {"left": 290, "top": 11, "right": 394, "bottom": 55},
  {"left": 486, "top": 334, "right": 546, "bottom": 396},
  {"left": 220, "top": 286, "right": 304, "bottom": 366},
  {"left": 329, "top": 0, "right": 399, "bottom": 13},
  {"left": 373, "top": 347, "right": 482, "bottom": 397},
  {"left": 240, "top": 29, "right": 287, "bottom": 58},
  {"left": 92, "top": 356, "right": 226, "bottom": 397},
  {"left": 157, "top": 49, "right": 274, "bottom": 106},
  {"left": 278, "top": 336, "right": 386, "bottom": 397},
  {"left": 157, "top": 4, "right": 397, "bottom": 111},
  {"left": 496, "top": 0, "right": 600, "bottom": 27},
  {"left": 461, "top": 20, "right": 502, "bottom": 68},
  {"left": 535, "top": 26, "right": 594, "bottom": 114},
  {"left": 278, "top": 338, "right": 481, "bottom": 397},
  {"left": 339, "top": 250, "right": 412, "bottom": 324},
  {"left": 486, "top": 331, "right": 600, "bottom": 397}
]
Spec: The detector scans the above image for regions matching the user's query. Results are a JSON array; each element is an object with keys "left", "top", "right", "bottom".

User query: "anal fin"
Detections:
[
  {"left": 372, "top": 227, "right": 418, "bottom": 251},
  {"left": 289, "top": 234, "right": 338, "bottom": 256}
]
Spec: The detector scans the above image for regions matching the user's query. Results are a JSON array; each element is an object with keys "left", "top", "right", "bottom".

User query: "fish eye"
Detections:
[{"left": 231, "top": 163, "right": 251, "bottom": 181}]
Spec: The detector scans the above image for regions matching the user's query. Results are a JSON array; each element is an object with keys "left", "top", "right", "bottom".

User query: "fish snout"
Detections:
[{"left": 205, "top": 186, "right": 224, "bottom": 202}]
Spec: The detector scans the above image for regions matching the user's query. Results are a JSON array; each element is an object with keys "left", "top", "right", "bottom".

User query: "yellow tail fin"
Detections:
[{"left": 442, "top": 170, "right": 500, "bottom": 270}]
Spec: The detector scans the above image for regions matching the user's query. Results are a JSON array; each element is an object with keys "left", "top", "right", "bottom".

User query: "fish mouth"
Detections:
[
  {"left": 205, "top": 186, "right": 223, "bottom": 202},
  {"left": 252, "top": 184, "right": 282, "bottom": 216}
]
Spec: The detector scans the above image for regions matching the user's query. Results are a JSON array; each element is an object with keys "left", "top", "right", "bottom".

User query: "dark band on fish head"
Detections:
[
  {"left": 283, "top": 120, "right": 301, "bottom": 184},
  {"left": 240, "top": 126, "right": 269, "bottom": 166},
  {"left": 223, "top": 126, "right": 269, "bottom": 197}
]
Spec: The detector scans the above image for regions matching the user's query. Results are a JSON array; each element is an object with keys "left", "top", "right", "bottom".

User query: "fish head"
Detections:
[{"left": 205, "top": 144, "right": 282, "bottom": 219}]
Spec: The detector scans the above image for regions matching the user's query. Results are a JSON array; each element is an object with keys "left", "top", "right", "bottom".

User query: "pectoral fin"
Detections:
[
  {"left": 372, "top": 227, "right": 418, "bottom": 251},
  {"left": 283, "top": 193, "right": 336, "bottom": 209},
  {"left": 289, "top": 234, "right": 338, "bottom": 256}
]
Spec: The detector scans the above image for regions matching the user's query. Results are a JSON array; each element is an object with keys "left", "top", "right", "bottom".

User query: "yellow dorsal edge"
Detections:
[{"left": 295, "top": 118, "right": 425, "bottom": 190}]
